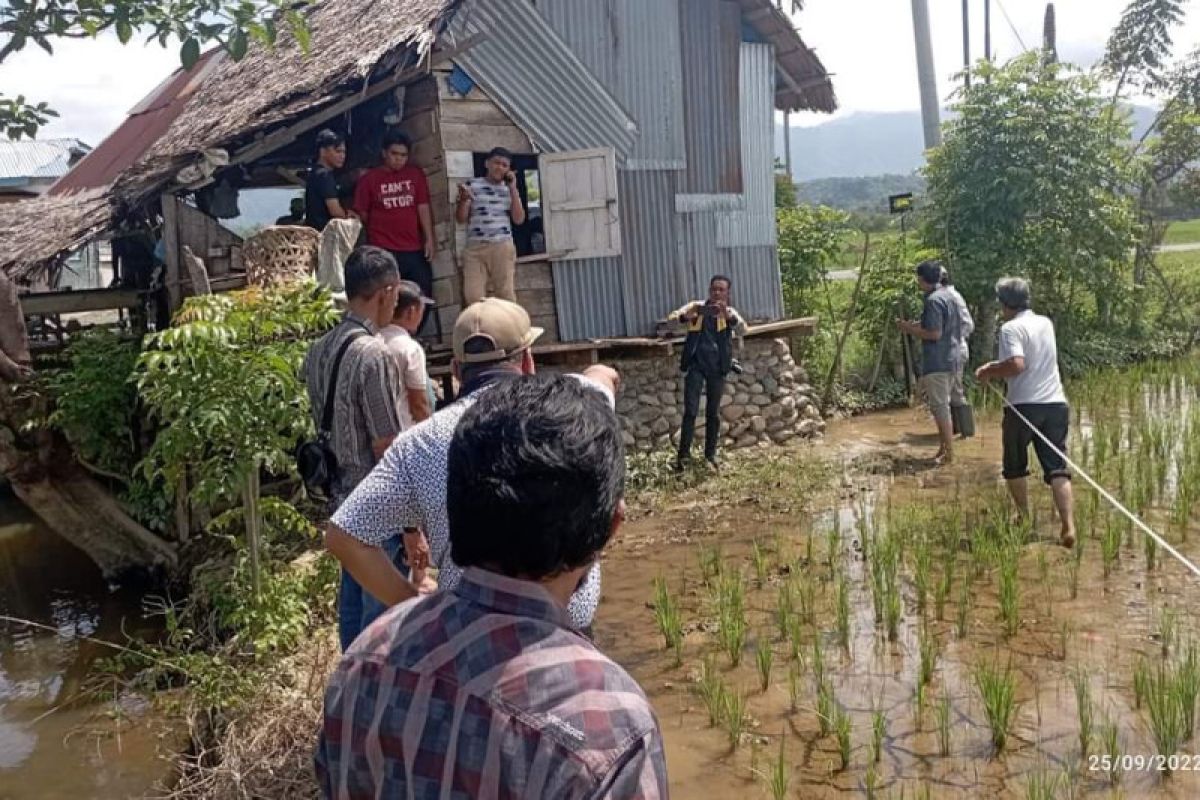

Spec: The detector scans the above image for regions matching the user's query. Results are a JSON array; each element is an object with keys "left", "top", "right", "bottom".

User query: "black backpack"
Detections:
[{"left": 296, "top": 328, "right": 367, "bottom": 503}]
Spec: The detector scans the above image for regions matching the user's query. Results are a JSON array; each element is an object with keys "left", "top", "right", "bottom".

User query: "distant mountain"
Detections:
[
  {"left": 778, "top": 106, "right": 1159, "bottom": 182},
  {"left": 796, "top": 174, "right": 926, "bottom": 213}
]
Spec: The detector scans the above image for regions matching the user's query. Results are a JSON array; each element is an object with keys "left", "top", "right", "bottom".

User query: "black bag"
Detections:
[{"left": 296, "top": 329, "right": 367, "bottom": 503}]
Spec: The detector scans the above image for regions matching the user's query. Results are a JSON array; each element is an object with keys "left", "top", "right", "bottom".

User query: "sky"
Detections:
[{"left": 1, "top": 0, "right": 1199, "bottom": 145}]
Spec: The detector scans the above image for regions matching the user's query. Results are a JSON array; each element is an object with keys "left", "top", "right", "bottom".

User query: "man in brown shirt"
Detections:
[{"left": 0, "top": 272, "right": 31, "bottom": 382}]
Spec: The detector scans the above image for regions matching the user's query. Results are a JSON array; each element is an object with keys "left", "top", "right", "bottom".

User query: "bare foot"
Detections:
[
  {"left": 934, "top": 451, "right": 953, "bottom": 466},
  {"left": 1060, "top": 527, "right": 1076, "bottom": 549}
]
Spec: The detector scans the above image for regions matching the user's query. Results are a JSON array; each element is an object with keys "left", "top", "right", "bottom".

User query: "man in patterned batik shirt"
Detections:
[
  {"left": 323, "top": 298, "right": 619, "bottom": 632},
  {"left": 316, "top": 374, "right": 666, "bottom": 798}
]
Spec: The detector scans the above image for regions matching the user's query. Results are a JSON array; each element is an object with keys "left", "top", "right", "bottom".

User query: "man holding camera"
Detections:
[
  {"left": 671, "top": 275, "right": 746, "bottom": 472},
  {"left": 456, "top": 147, "right": 526, "bottom": 305}
]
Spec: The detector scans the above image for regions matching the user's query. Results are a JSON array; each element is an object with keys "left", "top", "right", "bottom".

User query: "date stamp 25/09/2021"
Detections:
[{"left": 1089, "top": 753, "right": 1200, "bottom": 773}]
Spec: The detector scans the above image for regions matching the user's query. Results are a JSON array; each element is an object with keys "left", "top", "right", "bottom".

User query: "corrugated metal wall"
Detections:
[
  {"left": 723, "top": 245, "right": 784, "bottom": 320},
  {"left": 552, "top": 258, "right": 627, "bottom": 341},
  {"left": 452, "top": 0, "right": 638, "bottom": 158},
  {"left": 677, "top": 210, "right": 723, "bottom": 300},
  {"left": 678, "top": 0, "right": 743, "bottom": 193},
  {"left": 538, "top": 0, "right": 686, "bottom": 170},
  {"left": 718, "top": 43, "right": 776, "bottom": 249},
  {"left": 618, "top": 170, "right": 682, "bottom": 333}
]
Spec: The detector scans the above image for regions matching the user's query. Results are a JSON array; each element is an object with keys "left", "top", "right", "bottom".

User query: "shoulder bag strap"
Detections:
[{"left": 319, "top": 326, "right": 369, "bottom": 437}]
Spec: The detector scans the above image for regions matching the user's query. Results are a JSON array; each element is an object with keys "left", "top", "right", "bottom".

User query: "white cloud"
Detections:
[{"left": 0, "top": 33, "right": 180, "bottom": 146}]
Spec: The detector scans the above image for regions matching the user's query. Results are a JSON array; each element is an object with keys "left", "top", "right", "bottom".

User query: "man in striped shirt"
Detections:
[{"left": 316, "top": 374, "right": 668, "bottom": 798}]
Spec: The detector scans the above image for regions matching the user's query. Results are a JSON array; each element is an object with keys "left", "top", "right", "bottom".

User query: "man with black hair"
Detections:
[
  {"left": 305, "top": 129, "right": 350, "bottom": 231},
  {"left": 670, "top": 274, "right": 746, "bottom": 472},
  {"left": 381, "top": 280, "right": 433, "bottom": 430},
  {"left": 939, "top": 266, "right": 975, "bottom": 438},
  {"left": 976, "top": 277, "right": 1075, "bottom": 548},
  {"left": 455, "top": 146, "right": 526, "bottom": 304},
  {"left": 303, "top": 245, "right": 416, "bottom": 650},
  {"left": 897, "top": 260, "right": 961, "bottom": 465},
  {"left": 353, "top": 130, "right": 436, "bottom": 308},
  {"left": 325, "top": 298, "right": 618, "bottom": 634},
  {"left": 316, "top": 374, "right": 668, "bottom": 798}
]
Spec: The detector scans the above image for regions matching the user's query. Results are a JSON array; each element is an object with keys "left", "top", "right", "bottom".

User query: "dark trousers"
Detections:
[
  {"left": 678, "top": 369, "right": 725, "bottom": 462},
  {"left": 387, "top": 250, "right": 435, "bottom": 336}
]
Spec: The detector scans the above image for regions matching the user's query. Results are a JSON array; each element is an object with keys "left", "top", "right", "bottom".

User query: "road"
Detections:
[{"left": 825, "top": 241, "right": 1200, "bottom": 281}]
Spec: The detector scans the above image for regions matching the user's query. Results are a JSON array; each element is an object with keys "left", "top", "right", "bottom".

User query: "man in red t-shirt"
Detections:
[{"left": 354, "top": 130, "right": 436, "bottom": 328}]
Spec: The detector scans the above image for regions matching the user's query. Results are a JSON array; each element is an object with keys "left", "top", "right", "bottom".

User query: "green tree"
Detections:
[
  {"left": 774, "top": 158, "right": 797, "bottom": 209},
  {"left": 923, "top": 54, "right": 1139, "bottom": 343},
  {"left": 136, "top": 282, "right": 337, "bottom": 596},
  {"left": 776, "top": 204, "right": 851, "bottom": 314},
  {"left": 0, "top": 0, "right": 307, "bottom": 138}
]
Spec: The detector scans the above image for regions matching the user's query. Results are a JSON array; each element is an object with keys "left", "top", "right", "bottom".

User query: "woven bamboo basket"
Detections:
[{"left": 242, "top": 226, "right": 319, "bottom": 287}]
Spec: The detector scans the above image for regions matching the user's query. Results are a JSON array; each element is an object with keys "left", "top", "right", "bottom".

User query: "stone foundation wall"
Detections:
[{"left": 610, "top": 337, "right": 825, "bottom": 453}]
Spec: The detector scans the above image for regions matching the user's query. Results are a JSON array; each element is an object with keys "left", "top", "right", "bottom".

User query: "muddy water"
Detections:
[
  {"left": 596, "top": 405, "right": 1200, "bottom": 798},
  {"left": 0, "top": 492, "right": 168, "bottom": 799}
]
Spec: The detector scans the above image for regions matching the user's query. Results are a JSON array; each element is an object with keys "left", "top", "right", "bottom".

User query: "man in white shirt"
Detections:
[
  {"left": 975, "top": 277, "right": 1075, "bottom": 548},
  {"left": 380, "top": 280, "right": 433, "bottom": 430}
]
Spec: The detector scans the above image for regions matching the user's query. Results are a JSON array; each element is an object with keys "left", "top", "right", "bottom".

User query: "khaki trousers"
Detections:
[{"left": 462, "top": 240, "right": 517, "bottom": 305}]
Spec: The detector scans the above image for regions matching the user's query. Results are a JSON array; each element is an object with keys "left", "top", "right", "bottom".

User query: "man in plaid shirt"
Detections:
[{"left": 316, "top": 374, "right": 668, "bottom": 798}]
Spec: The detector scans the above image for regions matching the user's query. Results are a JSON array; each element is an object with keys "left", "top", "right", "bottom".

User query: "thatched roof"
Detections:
[
  {"left": 0, "top": 189, "right": 111, "bottom": 282},
  {"left": 120, "top": 0, "right": 463, "bottom": 201}
]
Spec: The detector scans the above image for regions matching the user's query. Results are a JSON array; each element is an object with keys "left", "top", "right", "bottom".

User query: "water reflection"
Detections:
[{"left": 0, "top": 489, "right": 166, "bottom": 798}]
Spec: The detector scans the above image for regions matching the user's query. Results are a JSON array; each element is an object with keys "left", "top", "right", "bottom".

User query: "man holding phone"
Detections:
[{"left": 455, "top": 147, "right": 526, "bottom": 305}]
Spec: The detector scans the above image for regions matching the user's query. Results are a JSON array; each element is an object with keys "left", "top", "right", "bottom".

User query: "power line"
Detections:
[{"left": 993, "top": 0, "right": 1029, "bottom": 52}]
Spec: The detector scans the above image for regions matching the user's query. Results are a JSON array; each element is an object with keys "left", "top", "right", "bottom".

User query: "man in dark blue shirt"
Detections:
[{"left": 897, "top": 260, "right": 960, "bottom": 465}]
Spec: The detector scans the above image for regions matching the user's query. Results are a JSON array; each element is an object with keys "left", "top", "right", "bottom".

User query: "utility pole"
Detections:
[
  {"left": 778, "top": 0, "right": 792, "bottom": 180},
  {"left": 962, "top": 0, "right": 971, "bottom": 88},
  {"left": 984, "top": 0, "right": 992, "bottom": 61},
  {"left": 911, "top": 0, "right": 942, "bottom": 149}
]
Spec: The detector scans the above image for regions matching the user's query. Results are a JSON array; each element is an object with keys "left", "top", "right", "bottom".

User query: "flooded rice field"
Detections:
[
  {"left": 596, "top": 359, "right": 1200, "bottom": 799},
  {"left": 0, "top": 493, "right": 168, "bottom": 799}
]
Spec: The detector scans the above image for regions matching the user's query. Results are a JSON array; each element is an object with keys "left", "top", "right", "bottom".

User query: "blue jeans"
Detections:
[{"left": 338, "top": 535, "right": 404, "bottom": 651}]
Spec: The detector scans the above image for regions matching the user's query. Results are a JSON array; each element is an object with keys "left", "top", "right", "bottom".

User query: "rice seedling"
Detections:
[
  {"left": 788, "top": 661, "right": 802, "bottom": 711},
  {"left": 834, "top": 705, "right": 852, "bottom": 769},
  {"left": 1145, "top": 533, "right": 1158, "bottom": 572},
  {"left": 1099, "top": 718, "right": 1122, "bottom": 785},
  {"left": 912, "top": 536, "right": 932, "bottom": 616},
  {"left": 651, "top": 576, "right": 684, "bottom": 664},
  {"left": 805, "top": 531, "right": 814, "bottom": 566},
  {"left": 1159, "top": 607, "right": 1178, "bottom": 659},
  {"left": 698, "top": 543, "right": 723, "bottom": 586},
  {"left": 816, "top": 679, "right": 834, "bottom": 737},
  {"left": 998, "top": 546, "right": 1021, "bottom": 639},
  {"left": 835, "top": 572, "right": 851, "bottom": 649},
  {"left": 756, "top": 636, "right": 774, "bottom": 693},
  {"left": 864, "top": 762, "right": 880, "bottom": 799},
  {"left": 1146, "top": 664, "right": 1186, "bottom": 771},
  {"left": 797, "top": 573, "right": 816, "bottom": 625},
  {"left": 1066, "top": 548, "right": 1081, "bottom": 601},
  {"left": 1058, "top": 620, "right": 1072, "bottom": 661},
  {"left": 717, "top": 572, "right": 747, "bottom": 667},
  {"left": 723, "top": 687, "right": 747, "bottom": 749},
  {"left": 918, "top": 628, "right": 939, "bottom": 688},
  {"left": 934, "top": 558, "right": 953, "bottom": 621},
  {"left": 1036, "top": 548, "right": 1051, "bottom": 613},
  {"left": 975, "top": 659, "right": 1018, "bottom": 752},
  {"left": 1024, "top": 762, "right": 1062, "bottom": 800},
  {"left": 936, "top": 689, "right": 951, "bottom": 756},
  {"left": 1072, "top": 668, "right": 1093, "bottom": 759},
  {"left": 698, "top": 657, "right": 727, "bottom": 727},
  {"left": 884, "top": 578, "right": 902, "bottom": 643},
  {"left": 812, "top": 635, "right": 826, "bottom": 689},
  {"left": 788, "top": 615, "right": 805, "bottom": 662},
  {"left": 752, "top": 539, "right": 770, "bottom": 587},
  {"left": 1177, "top": 642, "right": 1200, "bottom": 741},
  {"left": 1134, "top": 657, "right": 1150, "bottom": 710},
  {"left": 870, "top": 708, "right": 885, "bottom": 764},
  {"left": 776, "top": 583, "right": 795, "bottom": 639},
  {"left": 827, "top": 516, "right": 842, "bottom": 570},
  {"left": 956, "top": 577, "right": 971, "bottom": 639},
  {"left": 751, "top": 735, "right": 789, "bottom": 800},
  {"left": 1101, "top": 519, "right": 1121, "bottom": 578}
]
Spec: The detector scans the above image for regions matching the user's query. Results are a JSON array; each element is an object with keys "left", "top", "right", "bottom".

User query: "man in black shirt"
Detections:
[
  {"left": 305, "top": 129, "right": 351, "bottom": 231},
  {"left": 670, "top": 275, "right": 746, "bottom": 472}
]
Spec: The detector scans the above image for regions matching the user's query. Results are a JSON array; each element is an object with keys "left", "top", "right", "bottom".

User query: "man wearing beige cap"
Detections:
[{"left": 324, "top": 298, "right": 620, "bottom": 638}]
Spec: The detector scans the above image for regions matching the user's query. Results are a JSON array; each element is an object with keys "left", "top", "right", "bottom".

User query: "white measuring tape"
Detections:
[{"left": 988, "top": 384, "right": 1200, "bottom": 581}]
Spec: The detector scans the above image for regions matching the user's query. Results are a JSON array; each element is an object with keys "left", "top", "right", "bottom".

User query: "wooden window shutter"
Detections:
[{"left": 539, "top": 147, "right": 621, "bottom": 261}]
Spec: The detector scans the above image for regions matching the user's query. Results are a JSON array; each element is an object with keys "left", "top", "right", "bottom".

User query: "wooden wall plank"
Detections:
[{"left": 440, "top": 123, "right": 533, "bottom": 155}]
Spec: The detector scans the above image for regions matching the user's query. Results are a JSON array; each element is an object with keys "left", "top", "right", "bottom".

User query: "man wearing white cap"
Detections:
[{"left": 324, "top": 298, "right": 620, "bottom": 639}]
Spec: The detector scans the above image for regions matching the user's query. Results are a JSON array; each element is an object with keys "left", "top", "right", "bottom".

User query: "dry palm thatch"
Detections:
[
  {"left": 119, "top": 0, "right": 465, "bottom": 202},
  {"left": 0, "top": 188, "right": 112, "bottom": 282}
]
